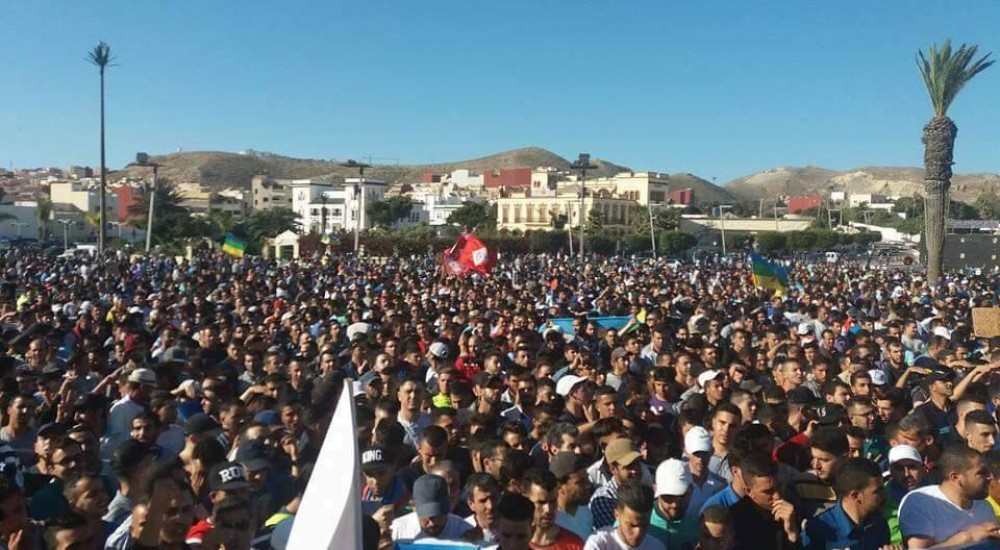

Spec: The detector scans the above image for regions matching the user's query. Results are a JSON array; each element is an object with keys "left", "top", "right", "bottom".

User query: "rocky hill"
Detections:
[
  {"left": 725, "top": 165, "right": 1000, "bottom": 202},
  {"left": 109, "top": 147, "right": 632, "bottom": 190}
]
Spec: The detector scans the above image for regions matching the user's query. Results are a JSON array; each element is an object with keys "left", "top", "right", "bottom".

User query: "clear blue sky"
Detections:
[{"left": 2, "top": 1, "right": 999, "bottom": 182}]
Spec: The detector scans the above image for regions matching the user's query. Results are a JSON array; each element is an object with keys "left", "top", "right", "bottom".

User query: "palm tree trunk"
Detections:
[
  {"left": 922, "top": 115, "right": 956, "bottom": 285},
  {"left": 98, "top": 67, "right": 107, "bottom": 254}
]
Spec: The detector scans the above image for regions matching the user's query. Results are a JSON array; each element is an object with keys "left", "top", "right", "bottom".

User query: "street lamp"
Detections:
[
  {"left": 341, "top": 160, "right": 371, "bottom": 253},
  {"left": 132, "top": 153, "right": 161, "bottom": 253},
  {"left": 108, "top": 221, "right": 124, "bottom": 242},
  {"left": 647, "top": 203, "right": 657, "bottom": 258},
  {"left": 569, "top": 153, "right": 597, "bottom": 260},
  {"left": 9, "top": 222, "right": 26, "bottom": 239},
  {"left": 56, "top": 220, "right": 75, "bottom": 251},
  {"left": 718, "top": 204, "right": 733, "bottom": 255}
]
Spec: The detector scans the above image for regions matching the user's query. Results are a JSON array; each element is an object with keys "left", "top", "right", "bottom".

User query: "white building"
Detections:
[
  {"left": 295, "top": 178, "right": 387, "bottom": 234},
  {"left": 445, "top": 169, "right": 484, "bottom": 191}
]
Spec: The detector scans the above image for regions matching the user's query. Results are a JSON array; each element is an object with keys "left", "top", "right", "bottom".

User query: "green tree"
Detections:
[
  {"left": 446, "top": 202, "right": 496, "bottom": 232},
  {"left": 658, "top": 231, "right": 698, "bottom": 255},
  {"left": 973, "top": 192, "right": 1000, "bottom": 220},
  {"left": 755, "top": 232, "right": 788, "bottom": 254},
  {"left": 585, "top": 208, "right": 604, "bottom": 235},
  {"left": 367, "top": 196, "right": 414, "bottom": 229},
  {"left": 128, "top": 178, "right": 186, "bottom": 224},
  {"left": 917, "top": 40, "right": 993, "bottom": 284},
  {"left": 246, "top": 208, "right": 299, "bottom": 249},
  {"left": 892, "top": 194, "right": 925, "bottom": 219},
  {"left": 36, "top": 199, "right": 53, "bottom": 241},
  {"left": 787, "top": 231, "right": 818, "bottom": 251},
  {"left": 88, "top": 41, "right": 114, "bottom": 254}
]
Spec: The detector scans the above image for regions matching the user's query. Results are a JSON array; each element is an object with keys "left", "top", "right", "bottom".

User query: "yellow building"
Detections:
[{"left": 497, "top": 187, "right": 638, "bottom": 231}]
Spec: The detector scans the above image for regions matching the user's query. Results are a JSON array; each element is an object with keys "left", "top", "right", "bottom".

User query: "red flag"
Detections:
[{"left": 442, "top": 234, "right": 495, "bottom": 276}]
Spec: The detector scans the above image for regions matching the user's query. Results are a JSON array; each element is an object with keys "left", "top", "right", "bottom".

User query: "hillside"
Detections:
[
  {"left": 665, "top": 173, "right": 736, "bottom": 205},
  {"left": 109, "top": 147, "right": 632, "bottom": 190},
  {"left": 725, "top": 165, "right": 1000, "bottom": 202}
]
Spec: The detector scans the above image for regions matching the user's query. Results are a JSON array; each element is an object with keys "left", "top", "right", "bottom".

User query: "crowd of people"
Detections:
[{"left": 0, "top": 245, "right": 998, "bottom": 549}]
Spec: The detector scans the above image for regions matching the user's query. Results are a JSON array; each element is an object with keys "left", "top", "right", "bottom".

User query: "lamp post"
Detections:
[
  {"left": 647, "top": 202, "right": 657, "bottom": 258},
  {"left": 108, "top": 221, "right": 124, "bottom": 241},
  {"left": 57, "top": 220, "right": 74, "bottom": 251},
  {"left": 569, "top": 153, "right": 597, "bottom": 261},
  {"left": 132, "top": 153, "right": 161, "bottom": 253},
  {"left": 9, "top": 222, "right": 26, "bottom": 239},
  {"left": 718, "top": 204, "right": 733, "bottom": 255},
  {"left": 341, "top": 160, "right": 371, "bottom": 253}
]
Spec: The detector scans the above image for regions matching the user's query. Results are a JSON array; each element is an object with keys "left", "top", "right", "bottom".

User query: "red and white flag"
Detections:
[{"left": 442, "top": 234, "right": 495, "bottom": 276}]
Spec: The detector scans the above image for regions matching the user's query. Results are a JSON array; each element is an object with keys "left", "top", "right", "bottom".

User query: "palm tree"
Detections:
[
  {"left": 917, "top": 40, "right": 993, "bottom": 284},
  {"left": 36, "top": 199, "right": 53, "bottom": 241},
  {"left": 88, "top": 41, "right": 114, "bottom": 254}
]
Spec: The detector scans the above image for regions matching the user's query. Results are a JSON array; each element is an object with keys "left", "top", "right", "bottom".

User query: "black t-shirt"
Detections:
[{"left": 731, "top": 496, "right": 799, "bottom": 550}]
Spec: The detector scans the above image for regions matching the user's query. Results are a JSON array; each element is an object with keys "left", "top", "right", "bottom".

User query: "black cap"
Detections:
[
  {"left": 787, "top": 387, "right": 818, "bottom": 406},
  {"left": 183, "top": 413, "right": 221, "bottom": 437},
  {"left": 923, "top": 368, "right": 957, "bottom": 386},
  {"left": 473, "top": 371, "right": 503, "bottom": 388},
  {"left": 234, "top": 440, "right": 271, "bottom": 472},
  {"left": 208, "top": 461, "right": 253, "bottom": 492},
  {"left": 37, "top": 422, "right": 67, "bottom": 439},
  {"left": 361, "top": 446, "right": 394, "bottom": 473},
  {"left": 74, "top": 394, "right": 106, "bottom": 411},
  {"left": 549, "top": 452, "right": 587, "bottom": 480},
  {"left": 815, "top": 404, "right": 848, "bottom": 426}
]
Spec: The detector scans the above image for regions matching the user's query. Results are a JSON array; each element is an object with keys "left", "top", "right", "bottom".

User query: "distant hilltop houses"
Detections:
[
  {"left": 0, "top": 160, "right": 700, "bottom": 242},
  {"left": 3, "top": 158, "right": 913, "bottom": 245}
]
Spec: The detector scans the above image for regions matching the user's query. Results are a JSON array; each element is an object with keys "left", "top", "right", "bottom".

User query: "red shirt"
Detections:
[
  {"left": 454, "top": 355, "right": 482, "bottom": 382},
  {"left": 530, "top": 528, "right": 584, "bottom": 550}
]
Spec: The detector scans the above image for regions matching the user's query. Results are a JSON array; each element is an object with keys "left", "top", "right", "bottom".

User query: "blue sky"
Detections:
[{"left": 2, "top": 1, "right": 999, "bottom": 182}]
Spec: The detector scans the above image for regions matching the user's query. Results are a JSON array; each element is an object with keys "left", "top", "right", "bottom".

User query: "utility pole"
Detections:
[
  {"left": 57, "top": 220, "right": 74, "bottom": 250},
  {"left": 341, "top": 160, "right": 371, "bottom": 254},
  {"left": 569, "top": 154, "right": 597, "bottom": 261},
  {"left": 133, "top": 153, "right": 161, "bottom": 253},
  {"left": 719, "top": 204, "right": 733, "bottom": 255},
  {"left": 648, "top": 202, "right": 657, "bottom": 258}
]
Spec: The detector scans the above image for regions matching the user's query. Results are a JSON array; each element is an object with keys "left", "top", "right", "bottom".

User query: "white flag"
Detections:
[{"left": 287, "top": 380, "right": 362, "bottom": 549}]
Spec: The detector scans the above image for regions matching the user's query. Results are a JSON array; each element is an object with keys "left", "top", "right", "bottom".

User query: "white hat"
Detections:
[
  {"left": 127, "top": 368, "right": 157, "bottom": 387},
  {"left": 280, "top": 312, "right": 294, "bottom": 322},
  {"left": 888, "top": 444, "right": 922, "bottom": 465},
  {"left": 655, "top": 459, "right": 692, "bottom": 497},
  {"left": 868, "top": 369, "right": 888, "bottom": 386},
  {"left": 797, "top": 323, "right": 812, "bottom": 336},
  {"left": 697, "top": 370, "right": 723, "bottom": 389},
  {"left": 556, "top": 375, "right": 587, "bottom": 397},
  {"left": 684, "top": 427, "right": 712, "bottom": 454},
  {"left": 932, "top": 326, "right": 951, "bottom": 340}
]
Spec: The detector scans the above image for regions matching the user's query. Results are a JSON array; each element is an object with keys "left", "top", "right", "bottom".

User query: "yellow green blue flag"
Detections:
[
  {"left": 222, "top": 233, "right": 246, "bottom": 257},
  {"left": 750, "top": 253, "right": 788, "bottom": 294}
]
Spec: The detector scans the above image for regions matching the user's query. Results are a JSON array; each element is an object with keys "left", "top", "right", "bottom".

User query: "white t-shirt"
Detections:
[
  {"left": 898, "top": 484, "right": 996, "bottom": 545},
  {"left": 584, "top": 527, "right": 666, "bottom": 550},
  {"left": 391, "top": 512, "right": 473, "bottom": 542}
]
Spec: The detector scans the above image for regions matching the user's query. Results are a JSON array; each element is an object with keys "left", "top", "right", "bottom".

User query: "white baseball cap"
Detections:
[
  {"left": 684, "top": 427, "right": 712, "bottom": 454},
  {"left": 868, "top": 369, "right": 888, "bottom": 386},
  {"left": 556, "top": 375, "right": 587, "bottom": 397},
  {"left": 888, "top": 444, "right": 922, "bottom": 466},
  {"left": 655, "top": 459, "right": 692, "bottom": 497},
  {"left": 697, "top": 370, "right": 723, "bottom": 389}
]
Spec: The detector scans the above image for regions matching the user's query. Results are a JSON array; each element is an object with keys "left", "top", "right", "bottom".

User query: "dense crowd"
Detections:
[{"left": 0, "top": 246, "right": 999, "bottom": 549}]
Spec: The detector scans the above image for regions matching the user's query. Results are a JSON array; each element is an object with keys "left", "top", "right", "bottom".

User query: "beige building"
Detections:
[
  {"left": 251, "top": 175, "right": 294, "bottom": 211},
  {"left": 175, "top": 183, "right": 248, "bottom": 216},
  {"left": 49, "top": 181, "right": 119, "bottom": 219},
  {"left": 496, "top": 170, "right": 669, "bottom": 232},
  {"left": 497, "top": 187, "right": 638, "bottom": 232}
]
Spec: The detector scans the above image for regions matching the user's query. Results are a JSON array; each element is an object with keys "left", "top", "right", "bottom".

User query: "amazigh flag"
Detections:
[
  {"left": 442, "top": 233, "right": 495, "bottom": 276},
  {"left": 749, "top": 253, "right": 788, "bottom": 294},
  {"left": 222, "top": 233, "right": 246, "bottom": 257}
]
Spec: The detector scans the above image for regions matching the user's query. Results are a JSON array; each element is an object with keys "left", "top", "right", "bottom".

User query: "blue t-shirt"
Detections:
[
  {"left": 803, "top": 501, "right": 890, "bottom": 550},
  {"left": 699, "top": 485, "right": 740, "bottom": 515}
]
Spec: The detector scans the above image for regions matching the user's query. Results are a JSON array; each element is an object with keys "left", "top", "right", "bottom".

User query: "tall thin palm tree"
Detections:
[
  {"left": 917, "top": 40, "right": 993, "bottom": 284},
  {"left": 88, "top": 41, "right": 114, "bottom": 254}
]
